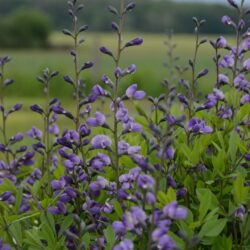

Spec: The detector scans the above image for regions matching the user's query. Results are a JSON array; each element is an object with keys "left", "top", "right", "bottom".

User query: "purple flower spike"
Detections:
[
  {"left": 87, "top": 112, "right": 106, "bottom": 127},
  {"left": 125, "top": 37, "right": 143, "bottom": 47},
  {"left": 91, "top": 135, "right": 112, "bottom": 149},
  {"left": 126, "top": 84, "right": 145, "bottom": 100}
]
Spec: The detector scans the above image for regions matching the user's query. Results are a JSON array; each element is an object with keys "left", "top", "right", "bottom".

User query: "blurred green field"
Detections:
[
  {"left": 1, "top": 32, "right": 236, "bottom": 134},
  {"left": 1, "top": 32, "right": 234, "bottom": 99}
]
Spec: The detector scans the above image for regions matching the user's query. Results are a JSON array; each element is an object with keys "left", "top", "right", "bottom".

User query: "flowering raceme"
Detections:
[{"left": 1, "top": 0, "right": 250, "bottom": 249}]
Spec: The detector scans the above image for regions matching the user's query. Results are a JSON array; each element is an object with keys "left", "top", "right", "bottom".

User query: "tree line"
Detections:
[{"left": 0, "top": 0, "right": 241, "bottom": 35}]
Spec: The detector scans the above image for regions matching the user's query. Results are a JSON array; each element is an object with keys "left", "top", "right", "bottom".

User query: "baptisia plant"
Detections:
[{"left": 1, "top": 0, "right": 250, "bottom": 249}]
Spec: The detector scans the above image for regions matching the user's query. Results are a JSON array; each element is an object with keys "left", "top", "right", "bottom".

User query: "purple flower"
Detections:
[
  {"left": 217, "top": 105, "right": 233, "bottom": 119},
  {"left": 123, "top": 119, "right": 142, "bottom": 133},
  {"left": 233, "top": 74, "right": 250, "bottom": 90},
  {"left": 112, "top": 221, "right": 126, "bottom": 236},
  {"left": 27, "top": 126, "right": 43, "bottom": 140},
  {"left": 187, "top": 118, "right": 213, "bottom": 134},
  {"left": 126, "top": 84, "right": 145, "bottom": 100},
  {"left": 89, "top": 153, "right": 111, "bottom": 171},
  {"left": 242, "top": 38, "right": 250, "bottom": 51},
  {"left": 113, "top": 239, "right": 134, "bottom": 250},
  {"left": 116, "top": 108, "right": 129, "bottom": 123},
  {"left": 125, "top": 37, "right": 143, "bottom": 47},
  {"left": 48, "top": 202, "right": 66, "bottom": 215},
  {"left": 243, "top": 59, "right": 250, "bottom": 71},
  {"left": 125, "top": 64, "right": 136, "bottom": 74},
  {"left": 127, "top": 145, "right": 141, "bottom": 155},
  {"left": 118, "top": 140, "right": 130, "bottom": 155},
  {"left": 218, "top": 74, "right": 229, "bottom": 84},
  {"left": 91, "top": 135, "right": 111, "bottom": 149},
  {"left": 157, "top": 235, "right": 177, "bottom": 250},
  {"left": 221, "top": 15, "right": 234, "bottom": 26},
  {"left": 115, "top": 67, "right": 124, "bottom": 78},
  {"left": 87, "top": 112, "right": 106, "bottom": 127},
  {"left": 220, "top": 55, "right": 234, "bottom": 68},
  {"left": 216, "top": 36, "right": 227, "bottom": 48},
  {"left": 123, "top": 206, "right": 146, "bottom": 230},
  {"left": 0, "top": 239, "right": 11, "bottom": 250},
  {"left": 234, "top": 205, "right": 245, "bottom": 220},
  {"left": 240, "top": 94, "right": 250, "bottom": 105},
  {"left": 163, "top": 201, "right": 187, "bottom": 220},
  {"left": 92, "top": 84, "right": 106, "bottom": 96},
  {"left": 146, "top": 192, "right": 156, "bottom": 205},
  {"left": 137, "top": 174, "right": 155, "bottom": 190}
]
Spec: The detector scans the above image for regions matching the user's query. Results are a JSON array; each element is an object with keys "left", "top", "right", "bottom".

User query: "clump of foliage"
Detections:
[
  {"left": 0, "top": 8, "right": 52, "bottom": 48},
  {"left": 1, "top": 0, "right": 250, "bottom": 249}
]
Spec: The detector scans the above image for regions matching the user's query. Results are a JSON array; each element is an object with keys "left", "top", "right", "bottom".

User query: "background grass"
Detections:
[
  {"left": 1, "top": 32, "right": 235, "bottom": 134},
  {"left": 1, "top": 32, "right": 234, "bottom": 98}
]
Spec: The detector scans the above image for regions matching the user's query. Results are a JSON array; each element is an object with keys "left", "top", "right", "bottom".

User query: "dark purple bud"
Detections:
[
  {"left": 78, "top": 25, "right": 88, "bottom": 33},
  {"left": 64, "top": 75, "right": 74, "bottom": 85},
  {"left": 125, "top": 3, "right": 136, "bottom": 12},
  {"left": 30, "top": 104, "right": 44, "bottom": 114},
  {"left": 107, "top": 5, "right": 118, "bottom": 15},
  {"left": 4, "top": 79, "right": 14, "bottom": 86},
  {"left": 111, "top": 22, "right": 119, "bottom": 31},
  {"left": 197, "top": 68, "right": 209, "bottom": 79},
  {"left": 227, "top": 0, "right": 238, "bottom": 8},
  {"left": 80, "top": 61, "right": 94, "bottom": 71},
  {"left": 125, "top": 37, "right": 143, "bottom": 47},
  {"left": 245, "top": 154, "right": 250, "bottom": 161},
  {"left": 100, "top": 47, "right": 113, "bottom": 57}
]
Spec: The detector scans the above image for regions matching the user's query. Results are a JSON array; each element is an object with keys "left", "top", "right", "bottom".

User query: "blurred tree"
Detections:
[{"left": 0, "top": 8, "right": 52, "bottom": 48}]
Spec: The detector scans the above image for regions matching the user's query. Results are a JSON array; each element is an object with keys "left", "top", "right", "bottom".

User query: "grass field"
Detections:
[
  {"left": 1, "top": 32, "right": 235, "bottom": 98},
  {"left": 0, "top": 32, "right": 235, "bottom": 133}
]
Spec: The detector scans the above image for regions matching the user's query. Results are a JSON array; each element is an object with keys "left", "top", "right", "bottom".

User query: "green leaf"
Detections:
[
  {"left": 199, "top": 217, "right": 227, "bottom": 238},
  {"left": 59, "top": 215, "right": 74, "bottom": 237},
  {"left": 196, "top": 188, "right": 219, "bottom": 222},
  {"left": 82, "top": 233, "right": 90, "bottom": 249},
  {"left": 10, "top": 222, "right": 23, "bottom": 246},
  {"left": 232, "top": 174, "right": 249, "bottom": 204},
  {"left": 15, "top": 188, "right": 23, "bottom": 214},
  {"left": 228, "top": 131, "right": 240, "bottom": 163},
  {"left": 113, "top": 201, "right": 123, "bottom": 218},
  {"left": 212, "top": 151, "right": 226, "bottom": 177},
  {"left": 104, "top": 225, "right": 116, "bottom": 250}
]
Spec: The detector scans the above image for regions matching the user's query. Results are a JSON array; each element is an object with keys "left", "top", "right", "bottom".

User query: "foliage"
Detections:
[{"left": 1, "top": 0, "right": 250, "bottom": 250}]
